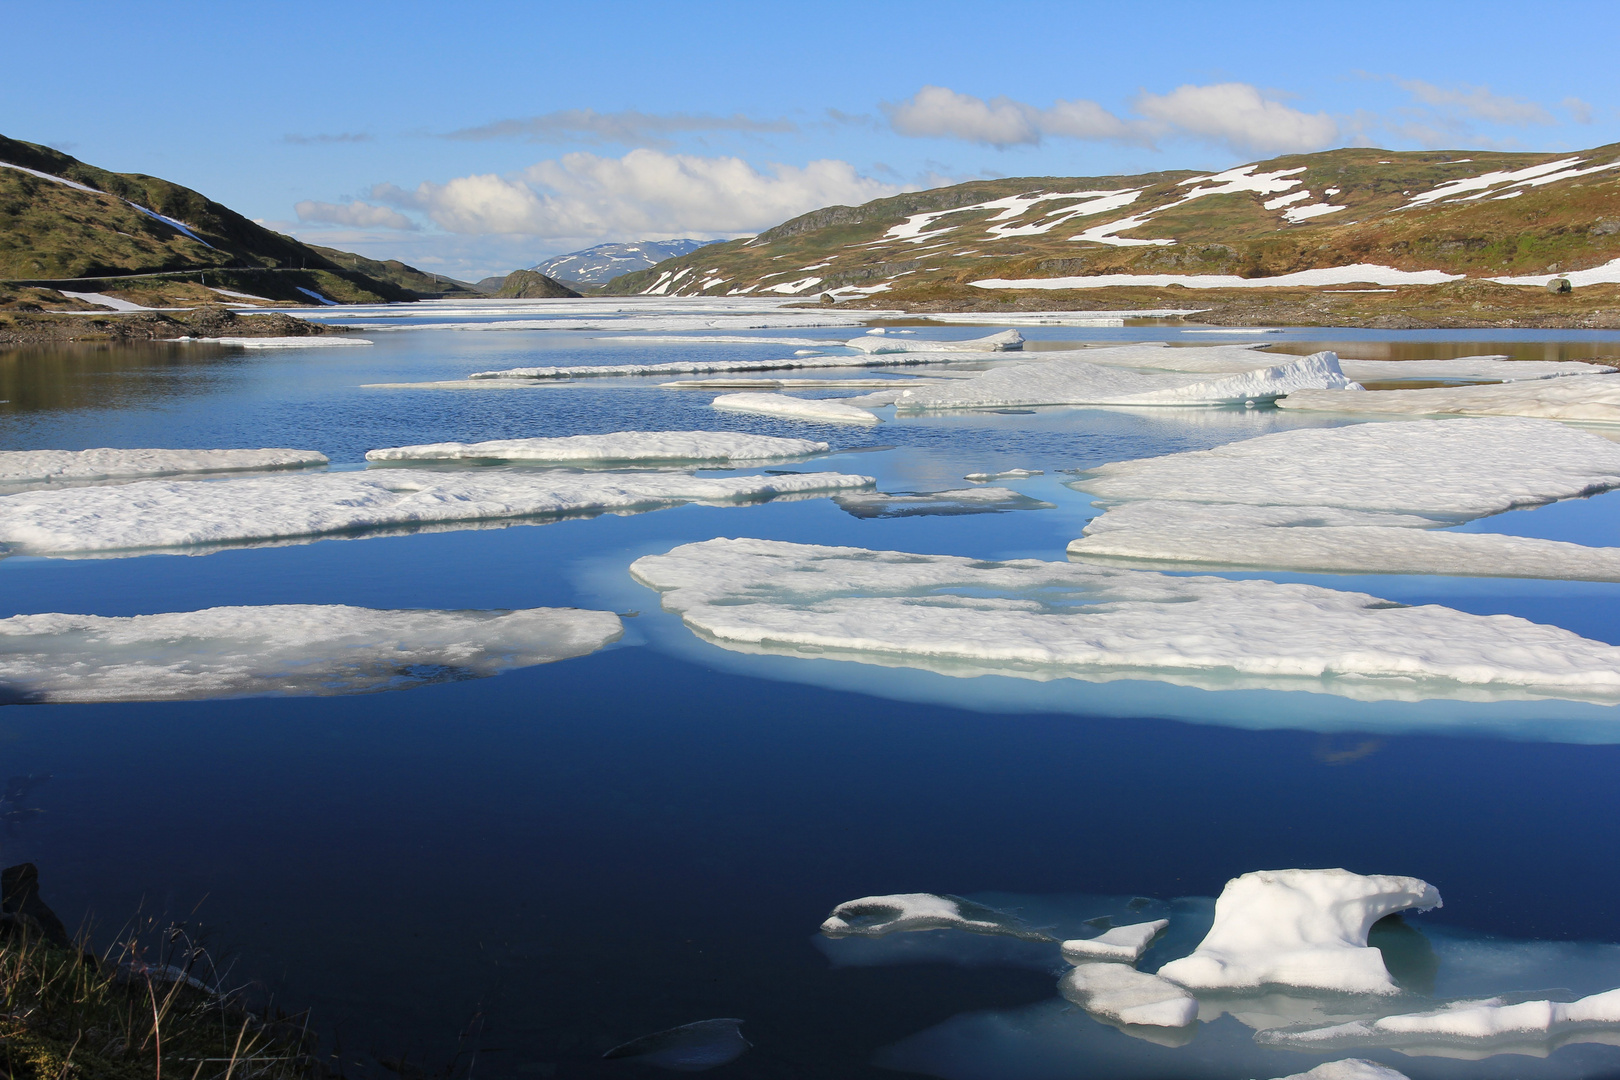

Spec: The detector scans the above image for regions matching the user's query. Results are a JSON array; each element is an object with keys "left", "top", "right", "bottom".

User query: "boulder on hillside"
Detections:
[{"left": 495, "top": 270, "right": 581, "bottom": 299}]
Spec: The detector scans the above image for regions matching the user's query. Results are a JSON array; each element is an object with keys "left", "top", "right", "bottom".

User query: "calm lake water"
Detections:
[{"left": 5, "top": 304, "right": 1620, "bottom": 1079}]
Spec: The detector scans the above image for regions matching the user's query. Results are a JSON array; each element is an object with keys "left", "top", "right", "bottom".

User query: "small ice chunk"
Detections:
[
  {"left": 1268, "top": 1062, "right": 1410, "bottom": 1080},
  {"left": 1060, "top": 919, "right": 1168, "bottom": 963},
  {"left": 602, "top": 1018, "right": 750, "bottom": 1071},
  {"left": 964, "top": 469, "right": 1043, "bottom": 482},
  {"left": 0, "top": 604, "right": 622, "bottom": 703},
  {"left": 834, "top": 486, "right": 1053, "bottom": 518},
  {"left": 1279, "top": 372, "right": 1620, "bottom": 423},
  {"left": 366, "top": 431, "right": 828, "bottom": 466},
  {"left": 0, "top": 447, "right": 328, "bottom": 487},
  {"left": 0, "top": 471, "right": 875, "bottom": 557},
  {"left": 820, "top": 893, "right": 1053, "bottom": 941},
  {"left": 196, "top": 337, "right": 373, "bottom": 348},
  {"left": 1057, "top": 963, "right": 1198, "bottom": 1028},
  {"left": 710, "top": 392, "right": 881, "bottom": 425},
  {"left": 1155, "top": 869, "right": 1441, "bottom": 994},
  {"left": 846, "top": 329, "right": 1023, "bottom": 354}
]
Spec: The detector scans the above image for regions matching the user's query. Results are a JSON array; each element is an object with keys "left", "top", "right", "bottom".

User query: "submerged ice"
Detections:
[{"left": 820, "top": 893, "right": 1053, "bottom": 941}]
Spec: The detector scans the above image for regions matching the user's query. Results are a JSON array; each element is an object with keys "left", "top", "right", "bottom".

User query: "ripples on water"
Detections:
[{"left": 5, "top": 307, "right": 1620, "bottom": 1077}]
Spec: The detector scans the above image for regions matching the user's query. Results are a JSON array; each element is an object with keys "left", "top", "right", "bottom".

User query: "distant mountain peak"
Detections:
[{"left": 532, "top": 239, "right": 721, "bottom": 286}]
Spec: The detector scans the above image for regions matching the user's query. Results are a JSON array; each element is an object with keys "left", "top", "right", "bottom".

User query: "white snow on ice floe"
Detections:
[
  {"left": 0, "top": 604, "right": 623, "bottom": 703},
  {"left": 846, "top": 329, "right": 1023, "bottom": 354},
  {"left": 834, "top": 486, "right": 1053, "bottom": 518},
  {"left": 1063, "top": 344, "right": 1609, "bottom": 383},
  {"left": 1259, "top": 987, "right": 1620, "bottom": 1057},
  {"left": 970, "top": 265, "right": 1464, "bottom": 290},
  {"left": 1278, "top": 373, "right": 1620, "bottom": 423},
  {"left": 820, "top": 893, "right": 1052, "bottom": 941},
  {"left": 192, "top": 336, "right": 373, "bottom": 348},
  {"left": 628, "top": 538, "right": 1620, "bottom": 703},
  {"left": 710, "top": 392, "right": 882, "bottom": 425},
  {"left": 846, "top": 352, "right": 1358, "bottom": 411},
  {"left": 964, "top": 469, "right": 1043, "bottom": 482},
  {"left": 1068, "top": 418, "right": 1620, "bottom": 579},
  {"left": 1269, "top": 1062, "right": 1410, "bottom": 1080},
  {"left": 1156, "top": 869, "right": 1441, "bottom": 995},
  {"left": 366, "top": 431, "right": 828, "bottom": 466},
  {"left": 1061, "top": 920, "right": 1168, "bottom": 963},
  {"left": 1059, "top": 963, "right": 1199, "bottom": 1028},
  {"left": 661, "top": 377, "right": 937, "bottom": 390},
  {"left": 0, "top": 448, "right": 328, "bottom": 487},
  {"left": 0, "top": 471, "right": 875, "bottom": 557}
]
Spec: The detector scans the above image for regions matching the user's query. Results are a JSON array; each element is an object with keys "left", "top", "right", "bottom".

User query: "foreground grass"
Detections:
[{"left": 1, "top": 920, "right": 321, "bottom": 1080}]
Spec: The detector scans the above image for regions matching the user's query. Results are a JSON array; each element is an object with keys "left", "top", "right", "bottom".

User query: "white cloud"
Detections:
[
  {"left": 1396, "top": 79, "right": 1556, "bottom": 126},
  {"left": 1563, "top": 96, "right": 1595, "bottom": 125},
  {"left": 369, "top": 148, "right": 905, "bottom": 242},
  {"left": 293, "top": 200, "right": 418, "bottom": 230},
  {"left": 1134, "top": 83, "right": 1339, "bottom": 154},
  {"left": 886, "top": 83, "right": 1334, "bottom": 155},
  {"left": 442, "top": 109, "right": 795, "bottom": 148}
]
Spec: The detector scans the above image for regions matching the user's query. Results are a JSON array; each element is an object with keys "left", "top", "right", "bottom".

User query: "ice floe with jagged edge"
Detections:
[
  {"left": 1272, "top": 1063, "right": 1411, "bottom": 1080},
  {"left": 710, "top": 392, "right": 881, "bottom": 425},
  {"left": 0, "top": 471, "right": 874, "bottom": 558},
  {"left": 1056, "top": 343, "right": 1612, "bottom": 382},
  {"left": 1060, "top": 963, "right": 1199, "bottom": 1028},
  {"left": 1062, "top": 920, "right": 1169, "bottom": 963},
  {"left": 661, "top": 377, "right": 945, "bottom": 390},
  {"left": 365, "top": 431, "right": 828, "bottom": 467},
  {"left": 0, "top": 604, "right": 622, "bottom": 703},
  {"left": 1068, "top": 417, "right": 1620, "bottom": 580},
  {"left": 628, "top": 538, "right": 1620, "bottom": 704},
  {"left": 0, "top": 447, "right": 329, "bottom": 493},
  {"left": 846, "top": 329, "right": 1024, "bottom": 354},
  {"left": 833, "top": 486, "right": 1054, "bottom": 518},
  {"left": 821, "top": 893, "right": 1055, "bottom": 942},
  {"left": 1279, "top": 373, "right": 1620, "bottom": 423},
  {"left": 183, "top": 336, "right": 374, "bottom": 348},
  {"left": 842, "top": 352, "right": 1359, "bottom": 411}
]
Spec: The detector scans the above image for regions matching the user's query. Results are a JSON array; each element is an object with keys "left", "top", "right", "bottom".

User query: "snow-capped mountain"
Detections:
[{"left": 532, "top": 239, "right": 720, "bottom": 286}]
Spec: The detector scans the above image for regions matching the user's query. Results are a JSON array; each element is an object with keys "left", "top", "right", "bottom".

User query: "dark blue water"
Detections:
[{"left": 6, "top": 319, "right": 1620, "bottom": 1078}]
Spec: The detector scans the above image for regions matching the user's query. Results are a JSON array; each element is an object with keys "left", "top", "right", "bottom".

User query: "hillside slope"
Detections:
[
  {"left": 535, "top": 239, "right": 718, "bottom": 286},
  {"left": 604, "top": 146, "right": 1620, "bottom": 303},
  {"left": 0, "top": 135, "right": 414, "bottom": 302}
]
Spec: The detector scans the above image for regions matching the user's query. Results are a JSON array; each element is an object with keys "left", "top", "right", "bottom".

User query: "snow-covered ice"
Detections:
[
  {"left": 0, "top": 447, "right": 329, "bottom": 487},
  {"left": 820, "top": 893, "right": 1053, "bottom": 941},
  {"left": 1062, "top": 344, "right": 1610, "bottom": 383},
  {"left": 1269, "top": 1062, "right": 1410, "bottom": 1080},
  {"left": 1061, "top": 920, "right": 1169, "bottom": 963},
  {"left": 710, "top": 392, "right": 882, "bottom": 425},
  {"left": 1278, "top": 374, "right": 1620, "bottom": 423},
  {"left": 846, "top": 329, "right": 1023, "bottom": 354},
  {"left": 971, "top": 265, "right": 1465, "bottom": 290},
  {"left": 629, "top": 538, "right": 1620, "bottom": 703},
  {"left": 365, "top": 431, "right": 828, "bottom": 467},
  {"left": 834, "top": 486, "right": 1054, "bottom": 518},
  {"left": 660, "top": 378, "right": 937, "bottom": 390},
  {"left": 847, "top": 352, "right": 1358, "bottom": 411},
  {"left": 469, "top": 353, "right": 964, "bottom": 380},
  {"left": 194, "top": 336, "right": 373, "bottom": 349},
  {"left": 1156, "top": 869, "right": 1441, "bottom": 995},
  {"left": 1058, "top": 963, "right": 1199, "bottom": 1028},
  {"left": 964, "top": 469, "right": 1043, "bottom": 482},
  {"left": 0, "top": 471, "right": 875, "bottom": 557},
  {"left": 0, "top": 604, "right": 623, "bottom": 703}
]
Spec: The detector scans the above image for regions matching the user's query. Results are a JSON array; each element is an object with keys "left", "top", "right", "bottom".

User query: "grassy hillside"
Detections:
[
  {"left": 305, "top": 245, "right": 481, "bottom": 298},
  {"left": 604, "top": 146, "right": 1620, "bottom": 304},
  {"left": 0, "top": 135, "right": 415, "bottom": 302}
]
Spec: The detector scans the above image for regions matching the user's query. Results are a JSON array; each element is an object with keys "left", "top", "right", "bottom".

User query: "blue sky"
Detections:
[{"left": 3, "top": 0, "right": 1616, "bottom": 280}]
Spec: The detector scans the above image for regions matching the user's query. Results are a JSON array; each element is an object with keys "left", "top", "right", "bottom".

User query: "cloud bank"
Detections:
[{"left": 442, "top": 109, "right": 796, "bottom": 148}]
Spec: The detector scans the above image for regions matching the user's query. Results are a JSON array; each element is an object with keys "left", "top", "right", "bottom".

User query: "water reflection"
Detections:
[{"left": 0, "top": 341, "right": 239, "bottom": 415}]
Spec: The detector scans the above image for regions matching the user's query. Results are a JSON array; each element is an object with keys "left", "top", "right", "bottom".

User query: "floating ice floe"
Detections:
[
  {"left": 965, "top": 469, "right": 1043, "bottom": 482},
  {"left": 0, "top": 447, "right": 328, "bottom": 488},
  {"left": 0, "top": 604, "right": 622, "bottom": 703},
  {"left": 1068, "top": 418, "right": 1620, "bottom": 579},
  {"left": 468, "top": 352, "right": 959, "bottom": 380},
  {"left": 660, "top": 377, "right": 935, "bottom": 390},
  {"left": 847, "top": 329, "right": 1024, "bottom": 354},
  {"left": 820, "top": 893, "right": 1053, "bottom": 941},
  {"left": 1270, "top": 1062, "right": 1411, "bottom": 1080},
  {"left": 365, "top": 431, "right": 828, "bottom": 467},
  {"left": 1156, "top": 870, "right": 1441, "bottom": 995},
  {"left": 1061, "top": 920, "right": 1169, "bottom": 963},
  {"left": 0, "top": 471, "right": 875, "bottom": 557},
  {"left": 710, "top": 392, "right": 882, "bottom": 425},
  {"left": 1060, "top": 963, "right": 1199, "bottom": 1028},
  {"left": 628, "top": 538, "right": 1620, "bottom": 703},
  {"left": 1278, "top": 373, "right": 1620, "bottom": 423},
  {"left": 844, "top": 352, "right": 1358, "bottom": 412},
  {"left": 601, "top": 1018, "right": 750, "bottom": 1071},
  {"left": 1258, "top": 989, "right": 1620, "bottom": 1058},
  {"left": 834, "top": 486, "right": 1054, "bottom": 518},
  {"left": 189, "top": 336, "right": 373, "bottom": 348},
  {"left": 1062, "top": 344, "right": 1610, "bottom": 383}
]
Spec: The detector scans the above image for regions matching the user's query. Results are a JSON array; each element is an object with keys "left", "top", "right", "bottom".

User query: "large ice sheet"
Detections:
[
  {"left": 0, "top": 471, "right": 875, "bottom": 557},
  {"left": 0, "top": 604, "right": 622, "bottom": 703},
  {"left": 710, "top": 392, "right": 882, "bottom": 425},
  {"left": 1062, "top": 345, "right": 1608, "bottom": 383},
  {"left": 365, "top": 431, "right": 828, "bottom": 466},
  {"left": 847, "top": 329, "right": 1024, "bottom": 354},
  {"left": 1156, "top": 870, "right": 1442, "bottom": 995},
  {"left": 1278, "top": 375, "right": 1620, "bottom": 423},
  {"left": 846, "top": 353, "right": 1357, "bottom": 412},
  {"left": 628, "top": 539, "right": 1620, "bottom": 703},
  {"left": 1272, "top": 1063, "right": 1411, "bottom": 1080},
  {"left": 0, "top": 448, "right": 329, "bottom": 487},
  {"left": 1060, "top": 963, "right": 1199, "bottom": 1028}
]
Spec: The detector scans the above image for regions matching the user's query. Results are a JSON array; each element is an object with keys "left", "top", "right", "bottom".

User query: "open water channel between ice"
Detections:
[{"left": 6, "top": 301, "right": 1620, "bottom": 1078}]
